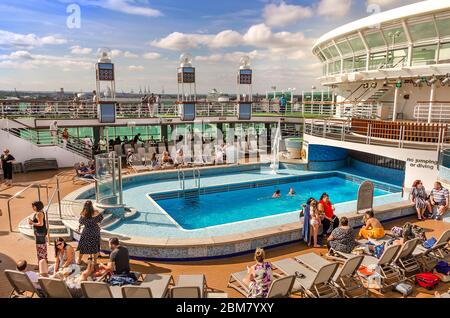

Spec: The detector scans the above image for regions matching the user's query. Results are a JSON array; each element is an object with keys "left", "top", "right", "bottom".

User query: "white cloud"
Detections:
[
  {"left": 124, "top": 51, "right": 138, "bottom": 58},
  {"left": 0, "top": 50, "right": 92, "bottom": 70},
  {"left": 196, "top": 50, "right": 265, "bottom": 63},
  {"left": 109, "top": 49, "right": 138, "bottom": 58},
  {"left": 150, "top": 23, "right": 313, "bottom": 54},
  {"left": 263, "top": 1, "right": 314, "bottom": 27},
  {"left": 317, "top": 0, "right": 352, "bottom": 17},
  {"left": 209, "top": 30, "right": 243, "bottom": 48},
  {"left": 70, "top": 45, "right": 92, "bottom": 55},
  {"left": 61, "top": 0, "right": 162, "bottom": 17},
  {"left": 143, "top": 52, "right": 161, "bottom": 60},
  {"left": 128, "top": 65, "right": 144, "bottom": 71},
  {"left": 150, "top": 32, "right": 212, "bottom": 50},
  {"left": 0, "top": 30, "right": 66, "bottom": 48}
]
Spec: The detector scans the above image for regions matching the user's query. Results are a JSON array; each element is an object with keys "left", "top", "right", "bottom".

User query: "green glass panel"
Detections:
[
  {"left": 327, "top": 45, "right": 339, "bottom": 58},
  {"left": 354, "top": 55, "right": 367, "bottom": 71},
  {"left": 439, "top": 42, "right": 450, "bottom": 63},
  {"left": 409, "top": 21, "right": 437, "bottom": 42},
  {"left": 348, "top": 37, "right": 365, "bottom": 53},
  {"left": 343, "top": 58, "right": 354, "bottom": 72},
  {"left": 365, "top": 31, "right": 385, "bottom": 49},
  {"left": 412, "top": 44, "right": 437, "bottom": 66},
  {"left": 336, "top": 40, "right": 352, "bottom": 55},
  {"left": 382, "top": 27, "right": 407, "bottom": 44},
  {"left": 436, "top": 18, "right": 450, "bottom": 37}
]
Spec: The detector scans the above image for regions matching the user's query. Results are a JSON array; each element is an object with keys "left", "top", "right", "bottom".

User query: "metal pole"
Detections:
[
  {"left": 118, "top": 157, "right": 123, "bottom": 205},
  {"left": 428, "top": 83, "right": 436, "bottom": 123},
  {"left": 56, "top": 177, "right": 62, "bottom": 219},
  {"left": 392, "top": 86, "right": 399, "bottom": 122},
  {"left": 7, "top": 201, "right": 13, "bottom": 232}
]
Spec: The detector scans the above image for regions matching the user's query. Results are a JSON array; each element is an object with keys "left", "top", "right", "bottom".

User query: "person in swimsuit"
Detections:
[{"left": 358, "top": 210, "right": 385, "bottom": 239}]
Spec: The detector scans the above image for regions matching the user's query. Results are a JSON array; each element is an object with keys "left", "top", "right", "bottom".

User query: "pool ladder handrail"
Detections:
[
  {"left": 177, "top": 167, "right": 185, "bottom": 191},
  {"left": 193, "top": 167, "right": 201, "bottom": 189}
]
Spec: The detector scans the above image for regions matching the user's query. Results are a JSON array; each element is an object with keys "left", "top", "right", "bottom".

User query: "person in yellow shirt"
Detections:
[{"left": 358, "top": 210, "right": 385, "bottom": 239}]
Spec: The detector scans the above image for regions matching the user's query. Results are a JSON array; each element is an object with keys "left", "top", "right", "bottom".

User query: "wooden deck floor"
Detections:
[{"left": 0, "top": 169, "right": 449, "bottom": 298}]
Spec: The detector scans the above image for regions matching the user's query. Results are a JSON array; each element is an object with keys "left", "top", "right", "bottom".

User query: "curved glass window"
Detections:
[
  {"left": 382, "top": 27, "right": 407, "bottom": 45},
  {"left": 436, "top": 18, "right": 450, "bottom": 37},
  {"left": 354, "top": 55, "right": 367, "bottom": 71},
  {"left": 327, "top": 45, "right": 340, "bottom": 58},
  {"left": 348, "top": 36, "right": 365, "bottom": 53},
  {"left": 336, "top": 40, "right": 352, "bottom": 55},
  {"left": 321, "top": 47, "right": 332, "bottom": 59},
  {"left": 365, "top": 31, "right": 385, "bottom": 49},
  {"left": 369, "top": 52, "right": 387, "bottom": 70},
  {"left": 412, "top": 44, "right": 437, "bottom": 66},
  {"left": 343, "top": 57, "right": 354, "bottom": 73},
  {"left": 409, "top": 21, "right": 437, "bottom": 42},
  {"left": 439, "top": 42, "right": 450, "bottom": 64},
  {"left": 328, "top": 60, "right": 341, "bottom": 75}
]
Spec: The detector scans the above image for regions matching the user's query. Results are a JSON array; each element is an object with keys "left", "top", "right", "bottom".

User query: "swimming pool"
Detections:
[{"left": 152, "top": 174, "right": 393, "bottom": 230}]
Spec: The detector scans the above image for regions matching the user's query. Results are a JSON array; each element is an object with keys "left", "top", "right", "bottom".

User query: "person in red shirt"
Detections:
[{"left": 318, "top": 193, "right": 340, "bottom": 239}]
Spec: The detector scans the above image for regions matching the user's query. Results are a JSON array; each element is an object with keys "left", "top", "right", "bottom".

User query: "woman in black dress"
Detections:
[
  {"left": 1, "top": 148, "right": 15, "bottom": 186},
  {"left": 27, "top": 201, "right": 48, "bottom": 262},
  {"left": 77, "top": 201, "right": 103, "bottom": 265}
]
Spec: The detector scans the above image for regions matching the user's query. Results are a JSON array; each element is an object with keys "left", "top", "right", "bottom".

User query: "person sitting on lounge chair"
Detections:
[
  {"left": 357, "top": 210, "right": 385, "bottom": 240},
  {"left": 327, "top": 217, "right": 357, "bottom": 253},
  {"left": 243, "top": 248, "right": 273, "bottom": 298},
  {"left": 161, "top": 151, "right": 173, "bottom": 167},
  {"left": 175, "top": 148, "right": 186, "bottom": 166},
  {"left": 150, "top": 153, "right": 159, "bottom": 169},
  {"left": 78, "top": 162, "right": 95, "bottom": 179},
  {"left": 429, "top": 181, "right": 449, "bottom": 220},
  {"left": 126, "top": 149, "right": 136, "bottom": 166},
  {"left": 98, "top": 237, "right": 136, "bottom": 285},
  {"left": 16, "top": 260, "right": 45, "bottom": 290}
]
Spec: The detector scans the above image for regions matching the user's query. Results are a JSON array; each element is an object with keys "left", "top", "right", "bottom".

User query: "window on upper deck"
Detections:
[{"left": 408, "top": 20, "right": 437, "bottom": 42}]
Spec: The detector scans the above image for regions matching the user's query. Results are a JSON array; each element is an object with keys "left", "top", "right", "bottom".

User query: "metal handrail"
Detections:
[
  {"left": 177, "top": 167, "right": 185, "bottom": 190},
  {"left": 44, "top": 184, "right": 60, "bottom": 241},
  {"left": 192, "top": 167, "right": 201, "bottom": 189},
  {"left": 7, "top": 183, "right": 41, "bottom": 232}
]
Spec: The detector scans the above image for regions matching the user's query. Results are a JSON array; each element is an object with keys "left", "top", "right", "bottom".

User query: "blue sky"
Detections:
[{"left": 0, "top": 0, "right": 419, "bottom": 93}]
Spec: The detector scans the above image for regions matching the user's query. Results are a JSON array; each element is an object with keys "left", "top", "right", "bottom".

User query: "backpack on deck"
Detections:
[
  {"left": 415, "top": 273, "right": 440, "bottom": 290},
  {"left": 435, "top": 261, "right": 450, "bottom": 275}
]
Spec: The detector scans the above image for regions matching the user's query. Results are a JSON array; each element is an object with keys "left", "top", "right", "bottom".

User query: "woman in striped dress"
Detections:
[{"left": 410, "top": 180, "right": 432, "bottom": 220}]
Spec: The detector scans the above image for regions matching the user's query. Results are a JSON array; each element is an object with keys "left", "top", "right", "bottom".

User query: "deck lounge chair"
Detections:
[
  {"left": 356, "top": 244, "right": 404, "bottom": 291},
  {"left": 414, "top": 229, "right": 450, "bottom": 259},
  {"left": 73, "top": 163, "right": 95, "bottom": 184},
  {"left": 170, "top": 274, "right": 207, "bottom": 298},
  {"left": 394, "top": 238, "right": 421, "bottom": 277},
  {"left": 295, "top": 253, "right": 367, "bottom": 298},
  {"left": 332, "top": 255, "right": 367, "bottom": 298},
  {"left": 81, "top": 281, "right": 122, "bottom": 298},
  {"left": 227, "top": 271, "right": 296, "bottom": 298},
  {"left": 38, "top": 277, "right": 73, "bottom": 298},
  {"left": 139, "top": 274, "right": 173, "bottom": 298},
  {"left": 272, "top": 258, "right": 340, "bottom": 298},
  {"left": 122, "top": 286, "right": 153, "bottom": 298},
  {"left": 4, "top": 270, "right": 40, "bottom": 298}
]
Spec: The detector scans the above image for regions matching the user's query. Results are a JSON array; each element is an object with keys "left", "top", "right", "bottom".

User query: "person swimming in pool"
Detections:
[
  {"left": 272, "top": 190, "right": 281, "bottom": 199},
  {"left": 288, "top": 188, "right": 296, "bottom": 196}
]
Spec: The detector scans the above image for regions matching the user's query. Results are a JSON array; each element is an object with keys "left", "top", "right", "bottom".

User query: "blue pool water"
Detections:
[{"left": 154, "top": 175, "right": 392, "bottom": 230}]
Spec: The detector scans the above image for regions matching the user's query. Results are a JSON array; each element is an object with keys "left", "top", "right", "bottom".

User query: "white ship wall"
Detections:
[
  {"left": 304, "top": 134, "right": 439, "bottom": 191},
  {"left": 0, "top": 129, "right": 87, "bottom": 168}
]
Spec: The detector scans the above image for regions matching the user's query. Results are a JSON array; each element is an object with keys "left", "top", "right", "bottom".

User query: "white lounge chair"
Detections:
[
  {"left": 394, "top": 238, "right": 421, "bottom": 277},
  {"left": 4, "top": 270, "right": 40, "bottom": 298},
  {"left": 38, "top": 277, "right": 73, "bottom": 298},
  {"left": 81, "top": 281, "right": 122, "bottom": 298},
  {"left": 272, "top": 258, "right": 340, "bottom": 298},
  {"left": 170, "top": 274, "right": 207, "bottom": 298},
  {"left": 122, "top": 286, "right": 153, "bottom": 298},
  {"left": 139, "top": 274, "right": 173, "bottom": 298},
  {"left": 227, "top": 271, "right": 296, "bottom": 298}
]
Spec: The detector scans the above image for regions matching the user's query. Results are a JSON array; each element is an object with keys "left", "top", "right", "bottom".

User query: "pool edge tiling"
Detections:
[{"left": 62, "top": 164, "right": 411, "bottom": 260}]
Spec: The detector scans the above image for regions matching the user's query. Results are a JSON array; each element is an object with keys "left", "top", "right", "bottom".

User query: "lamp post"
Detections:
[{"left": 387, "top": 31, "right": 401, "bottom": 67}]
